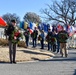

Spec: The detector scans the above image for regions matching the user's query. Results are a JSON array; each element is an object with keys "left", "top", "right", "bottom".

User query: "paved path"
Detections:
[{"left": 0, "top": 48, "right": 76, "bottom": 75}]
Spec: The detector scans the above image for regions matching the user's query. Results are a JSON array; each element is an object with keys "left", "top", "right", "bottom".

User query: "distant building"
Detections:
[{"left": 0, "top": 27, "right": 6, "bottom": 39}]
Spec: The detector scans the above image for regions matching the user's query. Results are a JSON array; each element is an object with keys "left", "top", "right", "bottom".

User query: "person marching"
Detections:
[{"left": 58, "top": 26, "right": 69, "bottom": 57}]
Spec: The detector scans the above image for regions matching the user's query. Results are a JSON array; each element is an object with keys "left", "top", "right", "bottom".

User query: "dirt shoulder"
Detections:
[{"left": 0, "top": 46, "right": 55, "bottom": 62}]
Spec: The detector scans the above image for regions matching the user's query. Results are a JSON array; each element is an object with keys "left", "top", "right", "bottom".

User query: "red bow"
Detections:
[{"left": 14, "top": 32, "right": 20, "bottom": 37}]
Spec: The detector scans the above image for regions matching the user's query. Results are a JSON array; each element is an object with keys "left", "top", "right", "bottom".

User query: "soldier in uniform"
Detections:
[
  {"left": 8, "top": 19, "right": 17, "bottom": 64},
  {"left": 58, "top": 27, "right": 69, "bottom": 57}
]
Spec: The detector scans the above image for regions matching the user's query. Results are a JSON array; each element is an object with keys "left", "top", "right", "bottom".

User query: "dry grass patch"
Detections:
[{"left": 0, "top": 47, "right": 55, "bottom": 62}]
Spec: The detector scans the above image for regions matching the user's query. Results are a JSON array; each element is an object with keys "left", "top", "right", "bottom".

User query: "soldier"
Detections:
[
  {"left": 58, "top": 27, "right": 69, "bottom": 57},
  {"left": 8, "top": 19, "right": 17, "bottom": 63}
]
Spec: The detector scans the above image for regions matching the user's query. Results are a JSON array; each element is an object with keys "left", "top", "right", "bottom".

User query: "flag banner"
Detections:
[
  {"left": 38, "top": 24, "right": 41, "bottom": 30},
  {"left": 57, "top": 24, "right": 63, "bottom": 32},
  {"left": 20, "top": 21, "right": 24, "bottom": 29},
  {"left": 0, "top": 17, "right": 7, "bottom": 27},
  {"left": 24, "top": 22, "right": 28, "bottom": 29},
  {"left": 67, "top": 26, "right": 75, "bottom": 37},
  {"left": 32, "top": 23, "right": 37, "bottom": 30},
  {"left": 29, "top": 22, "right": 33, "bottom": 29},
  {"left": 29, "top": 22, "right": 33, "bottom": 34},
  {"left": 40, "top": 23, "right": 48, "bottom": 32},
  {"left": 43, "top": 23, "right": 48, "bottom": 32},
  {"left": 41, "top": 23, "right": 44, "bottom": 30}
]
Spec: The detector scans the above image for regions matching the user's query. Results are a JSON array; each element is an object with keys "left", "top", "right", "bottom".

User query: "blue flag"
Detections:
[
  {"left": 20, "top": 21, "right": 24, "bottom": 29},
  {"left": 43, "top": 23, "right": 48, "bottom": 32},
  {"left": 29, "top": 22, "right": 33, "bottom": 29}
]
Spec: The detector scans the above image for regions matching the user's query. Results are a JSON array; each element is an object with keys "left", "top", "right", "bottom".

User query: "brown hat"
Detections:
[{"left": 11, "top": 19, "right": 16, "bottom": 23}]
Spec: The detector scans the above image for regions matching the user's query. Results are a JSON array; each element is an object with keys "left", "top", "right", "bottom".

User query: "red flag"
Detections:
[
  {"left": 0, "top": 17, "right": 7, "bottom": 27},
  {"left": 57, "top": 25, "right": 63, "bottom": 32},
  {"left": 29, "top": 29, "right": 33, "bottom": 34}
]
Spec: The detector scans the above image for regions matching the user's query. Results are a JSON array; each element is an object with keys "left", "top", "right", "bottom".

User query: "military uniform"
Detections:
[
  {"left": 8, "top": 20, "right": 17, "bottom": 63},
  {"left": 58, "top": 30, "right": 69, "bottom": 57}
]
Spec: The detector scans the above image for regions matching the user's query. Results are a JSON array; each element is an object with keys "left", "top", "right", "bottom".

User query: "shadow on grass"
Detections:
[
  {"left": 28, "top": 55, "right": 76, "bottom": 61},
  {"left": 17, "top": 49, "right": 53, "bottom": 57},
  {"left": 31, "top": 57, "right": 41, "bottom": 61},
  {"left": 17, "top": 49, "right": 76, "bottom": 62}
]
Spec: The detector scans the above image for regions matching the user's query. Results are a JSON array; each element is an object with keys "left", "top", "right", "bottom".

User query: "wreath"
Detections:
[
  {"left": 11, "top": 31, "right": 23, "bottom": 44},
  {"left": 46, "top": 35, "right": 56, "bottom": 44},
  {"left": 49, "top": 37, "right": 56, "bottom": 44},
  {"left": 58, "top": 33, "right": 68, "bottom": 43}
]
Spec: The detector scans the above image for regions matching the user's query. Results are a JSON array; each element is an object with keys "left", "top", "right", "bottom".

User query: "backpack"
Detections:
[{"left": 4, "top": 24, "right": 14, "bottom": 36}]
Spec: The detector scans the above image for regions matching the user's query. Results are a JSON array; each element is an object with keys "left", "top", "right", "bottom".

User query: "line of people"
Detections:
[
  {"left": 5, "top": 19, "right": 69, "bottom": 64},
  {"left": 24, "top": 26, "right": 69, "bottom": 57}
]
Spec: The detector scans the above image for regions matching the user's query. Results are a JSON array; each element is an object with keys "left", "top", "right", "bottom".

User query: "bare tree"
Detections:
[
  {"left": 68, "top": 0, "right": 76, "bottom": 25},
  {"left": 2, "top": 13, "right": 20, "bottom": 24},
  {"left": 2, "top": 13, "right": 20, "bottom": 39},
  {"left": 23, "top": 12, "right": 42, "bottom": 23},
  {"left": 41, "top": 0, "right": 76, "bottom": 26}
]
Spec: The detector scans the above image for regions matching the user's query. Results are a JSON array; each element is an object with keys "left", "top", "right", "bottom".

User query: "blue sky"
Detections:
[{"left": 0, "top": 0, "right": 52, "bottom": 21}]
